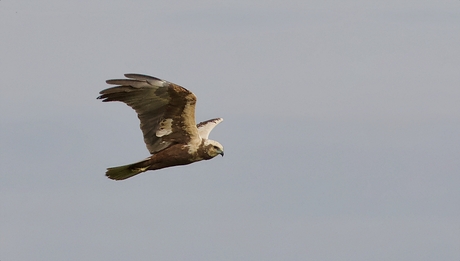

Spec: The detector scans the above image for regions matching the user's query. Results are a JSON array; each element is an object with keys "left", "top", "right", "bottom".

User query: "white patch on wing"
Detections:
[
  {"left": 197, "top": 118, "right": 223, "bottom": 139},
  {"left": 147, "top": 79, "right": 167, "bottom": 87},
  {"left": 156, "top": 118, "right": 173, "bottom": 137}
]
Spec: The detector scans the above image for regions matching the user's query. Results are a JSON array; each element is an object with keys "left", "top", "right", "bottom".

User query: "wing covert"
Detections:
[{"left": 98, "top": 73, "right": 200, "bottom": 153}]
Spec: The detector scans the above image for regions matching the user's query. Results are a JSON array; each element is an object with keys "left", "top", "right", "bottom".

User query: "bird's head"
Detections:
[{"left": 204, "top": 139, "right": 224, "bottom": 158}]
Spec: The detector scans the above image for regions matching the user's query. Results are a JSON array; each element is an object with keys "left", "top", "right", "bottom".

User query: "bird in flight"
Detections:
[{"left": 98, "top": 73, "right": 224, "bottom": 180}]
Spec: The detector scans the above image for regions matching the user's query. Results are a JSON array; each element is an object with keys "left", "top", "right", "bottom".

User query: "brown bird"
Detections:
[{"left": 98, "top": 73, "right": 224, "bottom": 180}]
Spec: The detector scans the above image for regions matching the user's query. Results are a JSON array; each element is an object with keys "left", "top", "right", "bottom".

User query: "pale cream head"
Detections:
[{"left": 204, "top": 139, "right": 224, "bottom": 157}]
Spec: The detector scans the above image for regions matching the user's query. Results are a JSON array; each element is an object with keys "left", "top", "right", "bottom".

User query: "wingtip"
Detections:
[
  {"left": 105, "top": 79, "right": 123, "bottom": 85},
  {"left": 124, "top": 73, "right": 163, "bottom": 82},
  {"left": 212, "top": 117, "right": 224, "bottom": 123}
]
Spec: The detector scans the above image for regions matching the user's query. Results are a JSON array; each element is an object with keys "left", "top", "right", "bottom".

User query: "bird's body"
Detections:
[{"left": 98, "top": 74, "right": 223, "bottom": 180}]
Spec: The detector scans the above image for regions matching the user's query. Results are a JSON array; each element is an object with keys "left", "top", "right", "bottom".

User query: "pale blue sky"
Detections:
[{"left": 1, "top": 1, "right": 459, "bottom": 260}]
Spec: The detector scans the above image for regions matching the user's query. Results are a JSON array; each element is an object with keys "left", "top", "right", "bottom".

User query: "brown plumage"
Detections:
[{"left": 98, "top": 74, "right": 224, "bottom": 180}]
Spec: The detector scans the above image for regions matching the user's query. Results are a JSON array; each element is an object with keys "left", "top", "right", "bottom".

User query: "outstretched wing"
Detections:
[
  {"left": 98, "top": 73, "right": 200, "bottom": 154},
  {"left": 197, "top": 118, "right": 223, "bottom": 139}
]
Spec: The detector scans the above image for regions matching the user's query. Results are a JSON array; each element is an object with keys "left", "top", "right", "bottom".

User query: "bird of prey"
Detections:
[{"left": 98, "top": 73, "right": 224, "bottom": 180}]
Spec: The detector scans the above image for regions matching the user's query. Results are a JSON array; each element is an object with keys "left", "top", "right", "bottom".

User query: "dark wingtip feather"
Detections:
[
  {"left": 96, "top": 95, "right": 112, "bottom": 102},
  {"left": 124, "top": 73, "right": 163, "bottom": 81},
  {"left": 197, "top": 118, "right": 223, "bottom": 128}
]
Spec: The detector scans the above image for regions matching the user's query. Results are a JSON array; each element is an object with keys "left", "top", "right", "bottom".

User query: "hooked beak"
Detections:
[{"left": 220, "top": 151, "right": 224, "bottom": 157}]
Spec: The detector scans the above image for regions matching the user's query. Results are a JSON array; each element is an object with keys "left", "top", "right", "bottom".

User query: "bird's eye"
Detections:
[{"left": 213, "top": 146, "right": 219, "bottom": 149}]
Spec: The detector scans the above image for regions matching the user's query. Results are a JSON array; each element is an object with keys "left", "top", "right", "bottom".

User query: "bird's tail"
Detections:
[{"left": 105, "top": 157, "right": 151, "bottom": 180}]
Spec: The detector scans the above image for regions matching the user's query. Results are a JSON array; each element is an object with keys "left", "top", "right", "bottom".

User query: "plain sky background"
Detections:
[{"left": 1, "top": 0, "right": 459, "bottom": 260}]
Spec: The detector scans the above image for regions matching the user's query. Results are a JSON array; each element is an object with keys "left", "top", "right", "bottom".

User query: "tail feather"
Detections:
[{"left": 105, "top": 158, "right": 151, "bottom": 180}]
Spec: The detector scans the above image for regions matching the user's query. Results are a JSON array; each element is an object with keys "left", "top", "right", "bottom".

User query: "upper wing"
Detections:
[
  {"left": 197, "top": 118, "right": 223, "bottom": 139},
  {"left": 98, "top": 73, "right": 200, "bottom": 154}
]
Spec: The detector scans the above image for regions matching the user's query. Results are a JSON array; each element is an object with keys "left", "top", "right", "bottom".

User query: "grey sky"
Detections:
[{"left": 1, "top": 1, "right": 459, "bottom": 260}]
